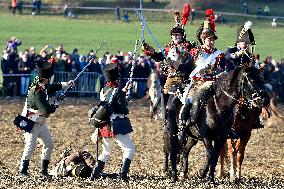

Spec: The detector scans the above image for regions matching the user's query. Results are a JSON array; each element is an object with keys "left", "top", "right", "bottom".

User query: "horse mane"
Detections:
[{"left": 214, "top": 67, "right": 243, "bottom": 97}]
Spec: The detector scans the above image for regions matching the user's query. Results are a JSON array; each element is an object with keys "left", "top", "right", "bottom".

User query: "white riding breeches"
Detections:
[
  {"left": 20, "top": 123, "right": 53, "bottom": 161},
  {"left": 98, "top": 134, "right": 135, "bottom": 162}
]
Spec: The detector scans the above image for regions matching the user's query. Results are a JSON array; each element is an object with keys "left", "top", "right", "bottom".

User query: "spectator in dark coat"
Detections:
[
  {"left": 133, "top": 56, "right": 151, "bottom": 98},
  {"left": 18, "top": 50, "right": 32, "bottom": 95}
]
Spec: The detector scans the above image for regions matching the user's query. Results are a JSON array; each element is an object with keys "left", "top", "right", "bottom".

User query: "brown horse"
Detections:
[
  {"left": 218, "top": 103, "right": 259, "bottom": 181},
  {"left": 217, "top": 84, "right": 272, "bottom": 181}
]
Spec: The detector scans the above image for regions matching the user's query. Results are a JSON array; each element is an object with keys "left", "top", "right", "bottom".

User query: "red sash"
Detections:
[
  {"left": 192, "top": 76, "right": 215, "bottom": 81},
  {"left": 99, "top": 124, "right": 114, "bottom": 138}
]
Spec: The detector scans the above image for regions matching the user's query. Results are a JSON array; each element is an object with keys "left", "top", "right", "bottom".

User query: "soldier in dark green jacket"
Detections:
[{"left": 19, "top": 57, "right": 74, "bottom": 177}]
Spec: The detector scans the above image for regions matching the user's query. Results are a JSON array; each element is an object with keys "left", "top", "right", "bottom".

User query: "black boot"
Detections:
[
  {"left": 119, "top": 158, "right": 131, "bottom": 182},
  {"left": 228, "top": 129, "right": 239, "bottom": 139},
  {"left": 19, "top": 160, "right": 29, "bottom": 177},
  {"left": 180, "top": 103, "right": 192, "bottom": 125},
  {"left": 41, "top": 160, "right": 50, "bottom": 176},
  {"left": 252, "top": 117, "right": 264, "bottom": 129},
  {"left": 90, "top": 160, "right": 105, "bottom": 180}
]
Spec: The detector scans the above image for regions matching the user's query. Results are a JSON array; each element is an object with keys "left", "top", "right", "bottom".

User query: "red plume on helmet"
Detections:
[
  {"left": 196, "top": 8, "right": 218, "bottom": 45},
  {"left": 170, "top": 3, "right": 191, "bottom": 40},
  {"left": 181, "top": 3, "right": 191, "bottom": 28},
  {"left": 205, "top": 9, "right": 215, "bottom": 32}
]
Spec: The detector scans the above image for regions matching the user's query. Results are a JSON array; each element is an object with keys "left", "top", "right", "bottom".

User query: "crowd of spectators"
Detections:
[
  {"left": 1, "top": 37, "right": 284, "bottom": 103},
  {"left": 0, "top": 38, "right": 152, "bottom": 98},
  {"left": 257, "top": 55, "right": 284, "bottom": 103}
]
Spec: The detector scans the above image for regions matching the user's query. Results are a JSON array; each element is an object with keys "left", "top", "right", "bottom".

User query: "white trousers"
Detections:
[
  {"left": 20, "top": 123, "right": 53, "bottom": 161},
  {"left": 98, "top": 134, "right": 135, "bottom": 162}
]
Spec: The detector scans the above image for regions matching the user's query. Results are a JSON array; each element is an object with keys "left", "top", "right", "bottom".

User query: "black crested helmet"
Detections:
[
  {"left": 236, "top": 21, "right": 255, "bottom": 45},
  {"left": 36, "top": 56, "right": 56, "bottom": 79},
  {"left": 103, "top": 63, "right": 119, "bottom": 82}
]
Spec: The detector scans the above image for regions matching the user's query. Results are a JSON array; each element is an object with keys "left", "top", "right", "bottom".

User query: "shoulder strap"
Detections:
[
  {"left": 204, "top": 50, "right": 222, "bottom": 66},
  {"left": 108, "top": 88, "right": 118, "bottom": 103},
  {"left": 21, "top": 97, "right": 28, "bottom": 116}
]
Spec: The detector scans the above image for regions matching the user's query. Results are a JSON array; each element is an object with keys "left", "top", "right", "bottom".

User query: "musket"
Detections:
[
  {"left": 126, "top": 39, "right": 139, "bottom": 99},
  {"left": 56, "top": 41, "right": 106, "bottom": 103}
]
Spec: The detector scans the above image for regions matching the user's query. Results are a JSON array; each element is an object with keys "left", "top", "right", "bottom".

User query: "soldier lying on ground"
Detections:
[{"left": 50, "top": 150, "right": 95, "bottom": 178}]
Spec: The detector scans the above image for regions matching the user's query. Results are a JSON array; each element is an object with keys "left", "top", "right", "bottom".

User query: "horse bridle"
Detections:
[
  {"left": 241, "top": 72, "right": 263, "bottom": 109},
  {"left": 221, "top": 71, "right": 263, "bottom": 109}
]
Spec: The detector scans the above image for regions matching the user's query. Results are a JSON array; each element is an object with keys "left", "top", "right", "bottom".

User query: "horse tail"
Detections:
[{"left": 269, "top": 98, "right": 284, "bottom": 120}]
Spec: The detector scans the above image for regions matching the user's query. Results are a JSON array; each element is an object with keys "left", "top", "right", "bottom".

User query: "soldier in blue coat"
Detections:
[
  {"left": 225, "top": 21, "right": 255, "bottom": 71},
  {"left": 90, "top": 62, "right": 135, "bottom": 182},
  {"left": 225, "top": 21, "right": 267, "bottom": 129}
]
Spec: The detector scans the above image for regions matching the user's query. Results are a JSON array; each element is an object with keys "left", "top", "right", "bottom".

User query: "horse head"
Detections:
[{"left": 236, "top": 65, "right": 270, "bottom": 109}]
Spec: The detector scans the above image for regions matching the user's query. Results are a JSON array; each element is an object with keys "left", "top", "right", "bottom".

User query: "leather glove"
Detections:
[{"left": 141, "top": 42, "right": 155, "bottom": 55}]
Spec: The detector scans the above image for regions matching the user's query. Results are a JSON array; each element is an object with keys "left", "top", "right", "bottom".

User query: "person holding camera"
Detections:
[
  {"left": 89, "top": 61, "right": 135, "bottom": 182},
  {"left": 18, "top": 56, "right": 74, "bottom": 178}
]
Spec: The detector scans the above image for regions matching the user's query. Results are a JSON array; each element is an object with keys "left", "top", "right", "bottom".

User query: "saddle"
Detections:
[
  {"left": 163, "top": 75, "right": 181, "bottom": 94},
  {"left": 189, "top": 84, "right": 215, "bottom": 126}
]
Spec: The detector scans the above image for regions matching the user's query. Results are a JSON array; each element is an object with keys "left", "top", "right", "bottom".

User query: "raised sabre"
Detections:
[
  {"left": 126, "top": 39, "right": 139, "bottom": 99},
  {"left": 56, "top": 41, "right": 106, "bottom": 103}
]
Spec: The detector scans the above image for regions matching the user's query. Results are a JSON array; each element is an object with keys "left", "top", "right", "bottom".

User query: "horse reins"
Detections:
[{"left": 221, "top": 72, "right": 262, "bottom": 109}]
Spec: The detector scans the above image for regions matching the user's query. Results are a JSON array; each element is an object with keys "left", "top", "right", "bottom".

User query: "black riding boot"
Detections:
[
  {"left": 41, "top": 160, "right": 50, "bottom": 176},
  {"left": 90, "top": 160, "right": 105, "bottom": 180},
  {"left": 253, "top": 117, "right": 264, "bottom": 129},
  {"left": 179, "top": 103, "right": 192, "bottom": 126},
  {"left": 178, "top": 103, "right": 192, "bottom": 143},
  {"left": 228, "top": 129, "right": 239, "bottom": 139},
  {"left": 19, "top": 160, "right": 29, "bottom": 177},
  {"left": 119, "top": 158, "right": 131, "bottom": 182}
]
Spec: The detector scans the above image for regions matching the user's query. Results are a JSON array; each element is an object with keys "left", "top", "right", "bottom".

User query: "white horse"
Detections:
[{"left": 147, "top": 68, "right": 162, "bottom": 119}]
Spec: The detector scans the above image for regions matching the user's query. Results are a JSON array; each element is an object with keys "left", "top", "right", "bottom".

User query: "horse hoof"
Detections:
[
  {"left": 180, "top": 173, "right": 188, "bottom": 181},
  {"left": 196, "top": 170, "right": 206, "bottom": 179},
  {"left": 171, "top": 172, "right": 178, "bottom": 182},
  {"left": 230, "top": 176, "right": 241, "bottom": 184},
  {"left": 209, "top": 176, "right": 216, "bottom": 185}
]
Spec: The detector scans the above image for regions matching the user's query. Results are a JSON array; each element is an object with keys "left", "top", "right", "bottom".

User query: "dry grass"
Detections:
[{"left": 0, "top": 97, "right": 284, "bottom": 188}]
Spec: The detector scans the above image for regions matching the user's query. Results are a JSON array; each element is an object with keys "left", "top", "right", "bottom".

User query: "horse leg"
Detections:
[
  {"left": 235, "top": 132, "right": 251, "bottom": 180},
  {"left": 227, "top": 138, "right": 238, "bottom": 181},
  {"left": 166, "top": 96, "right": 181, "bottom": 181},
  {"left": 181, "top": 137, "right": 198, "bottom": 179},
  {"left": 164, "top": 152, "right": 169, "bottom": 175},
  {"left": 150, "top": 101, "right": 154, "bottom": 119},
  {"left": 217, "top": 144, "right": 226, "bottom": 179},
  {"left": 208, "top": 137, "right": 227, "bottom": 184},
  {"left": 197, "top": 138, "right": 212, "bottom": 179},
  {"left": 168, "top": 134, "right": 179, "bottom": 181}
]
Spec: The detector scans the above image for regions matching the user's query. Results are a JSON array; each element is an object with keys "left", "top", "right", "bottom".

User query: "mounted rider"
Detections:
[
  {"left": 141, "top": 4, "right": 196, "bottom": 181},
  {"left": 225, "top": 21, "right": 256, "bottom": 70},
  {"left": 179, "top": 9, "right": 238, "bottom": 139},
  {"left": 141, "top": 5, "right": 196, "bottom": 115},
  {"left": 225, "top": 21, "right": 268, "bottom": 129}
]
